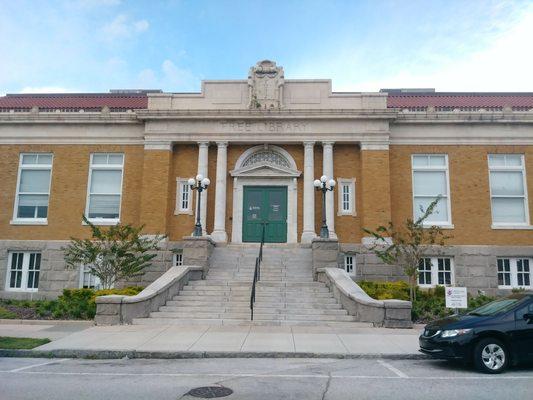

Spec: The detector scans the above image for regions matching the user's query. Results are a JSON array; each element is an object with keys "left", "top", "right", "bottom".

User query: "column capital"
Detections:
[
  {"left": 322, "top": 141, "right": 335, "bottom": 147},
  {"left": 216, "top": 141, "right": 228, "bottom": 147},
  {"left": 198, "top": 141, "right": 210, "bottom": 148},
  {"left": 303, "top": 141, "right": 315, "bottom": 147}
]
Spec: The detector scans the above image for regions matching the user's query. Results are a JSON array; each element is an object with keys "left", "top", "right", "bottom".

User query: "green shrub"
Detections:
[
  {"left": 53, "top": 286, "right": 144, "bottom": 320},
  {"left": 359, "top": 280, "right": 496, "bottom": 323}
]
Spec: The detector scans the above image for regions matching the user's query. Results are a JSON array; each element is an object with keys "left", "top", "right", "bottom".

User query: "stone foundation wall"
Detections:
[
  {"left": 340, "top": 244, "right": 533, "bottom": 296},
  {"left": 0, "top": 240, "right": 182, "bottom": 300}
]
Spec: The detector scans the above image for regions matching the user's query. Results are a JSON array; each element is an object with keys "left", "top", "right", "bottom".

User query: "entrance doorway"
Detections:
[{"left": 242, "top": 186, "right": 287, "bottom": 243}]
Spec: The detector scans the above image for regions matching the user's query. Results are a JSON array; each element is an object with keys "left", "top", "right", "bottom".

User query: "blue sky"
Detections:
[{"left": 1, "top": 0, "right": 532, "bottom": 95}]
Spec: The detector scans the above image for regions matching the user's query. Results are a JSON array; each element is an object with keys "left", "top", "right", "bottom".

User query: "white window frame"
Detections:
[
  {"left": 5, "top": 251, "right": 41, "bottom": 292},
  {"left": 497, "top": 258, "right": 532, "bottom": 289},
  {"left": 84, "top": 153, "right": 124, "bottom": 225},
  {"left": 173, "top": 251, "right": 184, "bottom": 266},
  {"left": 343, "top": 254, "right": 355, "bottom": 276},
  {"left": 417, "top": 257, "right": 455, "bottom": 288},
  {"left": 11, "top": 153, "right": 53, "bottom": 225},
  {"left": 79, "top": 265, "right": 102, "bottom": 290},
  {"left": 488, "top": 154, "right": 530, "bottom": 229},
  {"left": 337, "top": 178, "right": 356, "bottom": 216},
  {"left": 175, "top": 178, "right": 193, "bottom": 215},
  {"left": 411, "top": 154, "right": 453, "bottom": 227}
]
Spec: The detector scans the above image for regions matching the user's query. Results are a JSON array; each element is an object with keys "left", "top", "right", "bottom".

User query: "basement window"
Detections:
[
  {"left": 6, "top": 252, "right": 41, "bottom": 292},
  {"left": 497, "top": 258, "right": 531, "bottom": 289},
  {"left": 418, "top": 257, "right": 454, "bottom": 288}
]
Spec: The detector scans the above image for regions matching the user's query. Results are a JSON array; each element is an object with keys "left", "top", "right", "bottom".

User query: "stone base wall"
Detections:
[
  {"left": 340, "top": 244, "right": 533, "bottom": 296},
  {"left": 0, "top": 240, "right": 183, "bottom": 300}
]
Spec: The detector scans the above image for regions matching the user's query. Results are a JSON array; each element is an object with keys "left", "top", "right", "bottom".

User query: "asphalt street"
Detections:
[{"left": 0, "top": 357, "right": 532, "bottom": 400}]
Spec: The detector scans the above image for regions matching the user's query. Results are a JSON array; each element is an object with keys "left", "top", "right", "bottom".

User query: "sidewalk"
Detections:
[{"left": 1, "top": 321, "right": 424, "bottom": 359}]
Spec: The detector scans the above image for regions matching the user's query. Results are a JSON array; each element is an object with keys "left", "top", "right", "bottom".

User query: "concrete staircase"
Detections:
[{"left": 133, "top": 245, "right": 357, "bottom": 326}]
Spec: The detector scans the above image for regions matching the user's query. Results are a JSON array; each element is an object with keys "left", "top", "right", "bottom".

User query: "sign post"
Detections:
[{"left": 445, "top": 287, "right": 468, "bottom": 313}]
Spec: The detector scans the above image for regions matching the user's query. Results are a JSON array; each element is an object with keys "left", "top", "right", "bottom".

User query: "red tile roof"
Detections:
[
  {"left": 386, "top": 92, "right": 533, "bottom": 111},
  {"left": 2, "top": 91, "right": 533, "bottom": 112},
  {"left": 0, "top": 93, "right": 148, "bottom": 112}
]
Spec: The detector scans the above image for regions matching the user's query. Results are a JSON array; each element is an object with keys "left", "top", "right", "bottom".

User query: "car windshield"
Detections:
[{"left": 468, "top": 297, "right": 526, "bottom": 316}]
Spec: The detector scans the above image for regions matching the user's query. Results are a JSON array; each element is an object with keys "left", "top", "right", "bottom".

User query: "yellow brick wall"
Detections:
[
  {"left": 0, "top": 145, "right": 144, "bottom": 240},
  {"left": 389, "top": 145, "right": 533, "bottom": 245}
]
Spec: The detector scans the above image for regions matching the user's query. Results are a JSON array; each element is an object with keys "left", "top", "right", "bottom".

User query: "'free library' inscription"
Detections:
[{"left": 220, "top": 120, "right": 308, "bottom": 133}]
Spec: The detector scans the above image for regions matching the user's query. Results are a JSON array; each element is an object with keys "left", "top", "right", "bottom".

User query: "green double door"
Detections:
[{"left": 242, "top": 186, "right": 287, "bottom": 243}]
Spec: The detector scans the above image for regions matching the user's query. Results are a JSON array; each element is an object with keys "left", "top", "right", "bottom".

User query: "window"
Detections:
[
  {"left": 86, "top": 153, "right": 124, "bottom": 223},
  {"left": 173, "top": 251, "right": 183, "bottom": 266},
  {"left": 412, "top": 155, "right": 451, "bottom": 226},
  {"left": 488, "top": 154, "right": 529, "bottom": 226},
  {"left": 79, "top": 265, "right": 101, "bottom": 289},
  {"left": 344, "top": 254, "right": 355, "bottom": 276},
  {"left": 13, "top": 153, "right": 53, "bottom": 223},
  {"left": 337, "top": 178, "right": 356, "bottom": 216},
  {"left": 175, "top": 178, "right": 193, "bottom": 214},
  {"left": 497, "top": 258, "right": 531, "bottom": 289},
  {"left": 6, "top": 252, "right": 41, "bottom": 291},
  {"left": 417, "top": 257, "right": 454, "bottom": 287}
]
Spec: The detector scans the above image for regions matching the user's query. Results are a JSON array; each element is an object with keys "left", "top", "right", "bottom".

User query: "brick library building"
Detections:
[{"left": 1, "top": 60, "right": 533, "bottom": 301}]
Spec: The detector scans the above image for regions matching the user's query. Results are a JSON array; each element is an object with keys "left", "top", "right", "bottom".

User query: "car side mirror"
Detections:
[{"left": 523, "top": 313, "right": 533, "bottom": 323}]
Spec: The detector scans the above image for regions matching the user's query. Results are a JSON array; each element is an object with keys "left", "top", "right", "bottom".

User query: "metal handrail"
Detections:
[{"left": 250, "top": 223, "right": 266, "bottom": 320}]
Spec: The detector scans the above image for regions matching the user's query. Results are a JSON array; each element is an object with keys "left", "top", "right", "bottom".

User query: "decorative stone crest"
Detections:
[{"left": 248, "top": 60, "right": 284, "bottom": 109}]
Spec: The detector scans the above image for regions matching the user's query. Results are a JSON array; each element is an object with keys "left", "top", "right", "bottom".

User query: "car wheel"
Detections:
[{"left": 473, "top": 338, "right": 509, "bottom": 374}]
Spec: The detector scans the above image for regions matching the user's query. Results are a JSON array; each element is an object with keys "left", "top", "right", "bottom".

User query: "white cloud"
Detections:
[
  {"left": 101, "top": 14, "right": 150, "bottom": 41},
  {"left": 332, "top": 4, "right": 533, "bottom": 92},
  {"left": 20, "top": 86, "right": 76, "bottom": 94},
  {"left": 136, "top": 60, "right": 200, "bottom": 91}
]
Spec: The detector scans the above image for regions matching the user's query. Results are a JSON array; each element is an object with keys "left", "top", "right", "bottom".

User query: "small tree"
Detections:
[
  {"left": 363, "top": 198, "right": 451, "bottom": 302},
  {"left": 63, "top": 216, "right": 166, "bottom": 289}
]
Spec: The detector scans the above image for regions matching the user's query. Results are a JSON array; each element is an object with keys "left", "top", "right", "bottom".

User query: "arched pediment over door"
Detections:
[{"left": 230, "top": 145, "right": 301, "bottom": 178}]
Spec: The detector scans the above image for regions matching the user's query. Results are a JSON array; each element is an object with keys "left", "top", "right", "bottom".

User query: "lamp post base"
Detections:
[
  {"left": 319, "top": 225, "right": 329, "bottom": 239},
  {"left": 193, "top": 224, "right": 203, "bottom": 237}
]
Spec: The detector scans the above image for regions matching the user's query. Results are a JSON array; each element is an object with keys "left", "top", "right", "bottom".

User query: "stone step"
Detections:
[
  {"left": 166, "top": 300, "right": 343, "bottom": 309},
  {"left": 178, "top": 290, "right": 333, "bottom": 297},
  {"left": 182, "top": 283, "right": 330, "bottom": 293},
  {"left": 132, "top": 318, "right": 366, "bottom": 327},
  {"left": 188, "top": 282, "right": 325, "bottom": 289},
  {"left": 158, "top": 306, "right": 348, "bottom": 315},
  {"left": 149, "top": 312, "right": 356, "bottom": 322},
  {"left": 175, "top": 294, "right": 338, "bottom": 303}
]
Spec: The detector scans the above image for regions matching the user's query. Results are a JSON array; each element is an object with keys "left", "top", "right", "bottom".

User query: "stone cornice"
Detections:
[{"left": 136, "top": 109, "right": 398, "bottom": 120}]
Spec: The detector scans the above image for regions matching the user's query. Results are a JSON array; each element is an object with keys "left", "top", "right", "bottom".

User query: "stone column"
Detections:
[
  {"left": 140, "top": 142, "right": 173, "bottom": 235},
  {"left": 197, "top": 142, "right": 209, "bottom": 235},
  {"left": 301, "top": 141, "right": 316, "bottom": 243},
  {"left": 360, "top": 142, "right": 392, "bottom": 244},
  {"left": 211, "top": 141, "right": 228, "bottom": 242},
  {"left": 322, "top": 141, "right": 336, "bottom": 238}
]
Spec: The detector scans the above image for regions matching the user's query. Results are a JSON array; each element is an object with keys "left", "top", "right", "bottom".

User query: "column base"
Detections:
[
  {"left": 329, "top": 231, "right": 338, "bottom": 240},
  {"left": 300, "top": 231, "right": 317, "bottom": 244},
  {"left": 210, "top": 230, "right": 228, "bottom": 243}
]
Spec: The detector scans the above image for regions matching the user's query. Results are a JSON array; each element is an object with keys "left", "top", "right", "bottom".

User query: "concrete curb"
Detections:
[
  {"left": 0, "top": 349, "right": 429, "bottom": 360},
  {"left": 0, "top": 319, "right": 95, "bottom": 326}
]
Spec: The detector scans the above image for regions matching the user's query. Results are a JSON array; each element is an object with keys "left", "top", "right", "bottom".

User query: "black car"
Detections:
[{"left": 419, "top": 293, "right": 533, "bottom": 373}]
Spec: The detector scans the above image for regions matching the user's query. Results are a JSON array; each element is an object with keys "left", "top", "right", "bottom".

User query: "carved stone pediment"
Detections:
[
  {"left": 248, "top": 60, "right": 284, "bottom": 110},
  {"left": 230, "top": 163, "right": 301, "bottom": 178}
]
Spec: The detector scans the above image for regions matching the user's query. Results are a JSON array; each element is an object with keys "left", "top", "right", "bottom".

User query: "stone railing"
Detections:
[
  {"left": 322, "top": 267, "right": 412, "bottom": 328},
  {"left": 95, "top": 265, "right": 203, "bottom": 325}
]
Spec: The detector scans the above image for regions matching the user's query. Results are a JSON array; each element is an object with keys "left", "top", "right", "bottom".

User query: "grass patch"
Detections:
[
  {"left": 0, "top": 306, "right": 17, "bottom": 319},
  {"left": 0, "top": 336, "right": 51, "bottom": 349}
]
